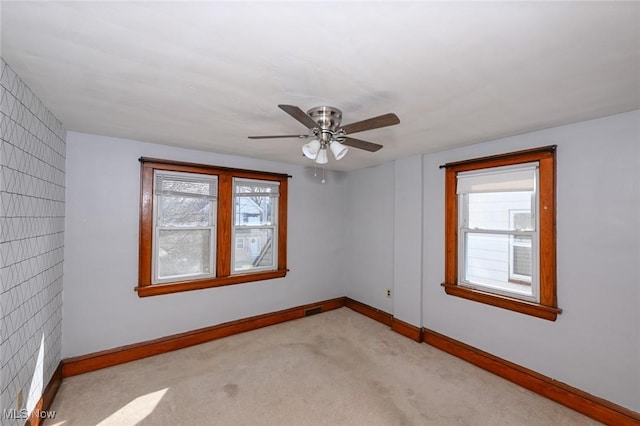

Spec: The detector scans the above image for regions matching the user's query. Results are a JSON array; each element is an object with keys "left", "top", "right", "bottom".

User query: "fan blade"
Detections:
[
  {"left": 340, "top": 113, "right": 400, "bottom": 135},
  {"left": 248, "top": 135, "right": 310, "bottom": 139},
  {"left": 278, "top": 104, "right": 319, "bottom": 129},
  {"left": 340, "top": 136, "right": 383, "bottom": 152}
]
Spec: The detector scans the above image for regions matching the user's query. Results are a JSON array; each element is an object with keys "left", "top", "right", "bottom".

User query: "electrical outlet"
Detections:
[
  {"left": 386, "top": 288, "right": 392, "bottom": 298},
  {"left": 17, "top": 389, "right": 23, "bottom": 409}
]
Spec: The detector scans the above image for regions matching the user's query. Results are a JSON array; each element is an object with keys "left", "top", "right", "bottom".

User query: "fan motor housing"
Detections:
[{"left": 307, "top": 106, "right": 342, "bottom": 131}]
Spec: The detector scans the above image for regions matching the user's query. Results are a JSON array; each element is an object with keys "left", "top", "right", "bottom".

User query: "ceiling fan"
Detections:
[{"left": 249, "top": 105, "right": 400, "bottom": 164}]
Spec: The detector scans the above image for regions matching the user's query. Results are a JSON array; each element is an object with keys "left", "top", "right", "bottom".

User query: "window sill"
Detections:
[
  {"left": 136, "top": 269, "right": 287, "bottom": 297},
  {"left": 441, "top": 282, "right": 561, "bottom": 321}
]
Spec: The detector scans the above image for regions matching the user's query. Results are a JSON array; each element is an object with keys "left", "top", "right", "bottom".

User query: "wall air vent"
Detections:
[{"left": 304, "top": 306, "right": 323, "bottom": 317}]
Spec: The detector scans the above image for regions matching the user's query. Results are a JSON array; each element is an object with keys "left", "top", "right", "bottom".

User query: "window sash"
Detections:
[
  {"left": 232, "top": 177, "right": 279, "bottom": 274},
  {"left": 459, "top": 229, "right": 539, "bottom": 302},
  {"left": 232, "top": 225, "right": 277, "bottom": 273},
  {"left": 152, "top": 171, "right": 217, "bottom": 284},
  {"left": 457, "top": 165, "right": 541, "bottom": 303},
  {"left": 155, "top": 228, "right": 215, "bottom": 282}
]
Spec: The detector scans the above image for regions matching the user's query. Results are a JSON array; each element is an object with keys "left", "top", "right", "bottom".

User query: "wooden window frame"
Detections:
[
  {"left": 441, "top": 146, "right": 562, "bottom": 321},
  {"left": 137, "top": 158, "right": 288, "bottom": 297}
]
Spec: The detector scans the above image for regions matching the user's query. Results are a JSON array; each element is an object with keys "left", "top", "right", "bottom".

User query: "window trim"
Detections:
[
  {"left": 440, "top": 146, "right": 561, "bottom": 321},
  {"left": 137, "top": 158, "right": 288, "bottom": 297}
]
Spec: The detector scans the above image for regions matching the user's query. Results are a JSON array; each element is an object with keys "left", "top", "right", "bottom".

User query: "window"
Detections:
[
  {"left": 236, "top": 237, "right": 245, "bottom": 250},
  {"left": 154, "top": 171, "right": 217, "bottom": 284},
  {"left": 458, "top": 164, "right": 538, "bottom": 301},
  {"left": 233, "top": 178, "right": 279, "bottom": 273},
  {"left": 137, "top": 158, "right": 288, "bottom": 297},
  {"left": 441, "top": 146, "right": 561, "bottom": 321}
]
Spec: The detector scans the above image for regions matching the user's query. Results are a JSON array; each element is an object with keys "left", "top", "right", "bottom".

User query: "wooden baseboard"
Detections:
[
  {"left": 422, "top": 328, "right": 640, "bottom": 425},
  {"left": 62, "top": 297, "right": 346, "bottom": 377},
  {"left": 343, "top": 298, "right": 422, "bottom": 342},
  {"left": 391, "top": 317, "right": 422, "bottom": 342},
  {"left": 26, "top": 362, "right": 63, "bottom": 426},
  {"left": 344, "top": 297, "right": 393, "bottom": 326}
]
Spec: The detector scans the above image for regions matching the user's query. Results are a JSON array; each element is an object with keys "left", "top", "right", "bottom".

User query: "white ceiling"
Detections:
[{"left": 2, "top": 1, "right": 639, "bottom": 172}]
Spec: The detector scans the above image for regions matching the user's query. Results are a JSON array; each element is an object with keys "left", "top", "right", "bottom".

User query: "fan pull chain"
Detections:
[{"left": 322, "top": 167, "right": 326, "bottom": 184}]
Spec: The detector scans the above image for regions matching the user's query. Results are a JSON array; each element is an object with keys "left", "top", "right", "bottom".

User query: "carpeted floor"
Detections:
[{"left": 46, "top": 307, "right": 600, "bottom": 425}]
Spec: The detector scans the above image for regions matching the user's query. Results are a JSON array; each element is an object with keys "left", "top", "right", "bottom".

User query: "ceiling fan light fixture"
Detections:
[
  {"left": 330, "top": 140, "right": 348, "bottom": 160},
  {"left": 250, "top": 105, "right": 398, "bottom": 168},
  {"left": 302, "top": 139, "right": 321, "bottom": 159},
  {"left": 315, "top": 147, "right": 328, "bottom": 164}
]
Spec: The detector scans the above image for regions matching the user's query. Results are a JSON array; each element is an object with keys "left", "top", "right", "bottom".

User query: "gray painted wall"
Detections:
[
  {"left": 0, "top": 59, "right": 65, "bottom": 424},
  {"left": 421, "top": 111, "right": 640, "bottom": 411},
  {"left": 345, "top": 162, "right": 395, "bottom": 313},
  {"left": 344, "top": 155, "right": 424, "bottom": 327},
  {"left": 63, "top": 132, "right": 346, "bottom": 357},
  {"left": 393, "top": 156, "right": 423, "bottom": 327}
]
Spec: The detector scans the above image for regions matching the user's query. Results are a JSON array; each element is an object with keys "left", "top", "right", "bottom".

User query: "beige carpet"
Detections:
[{"left": 46, "top": 308, "right": 599, "bottom": 425}]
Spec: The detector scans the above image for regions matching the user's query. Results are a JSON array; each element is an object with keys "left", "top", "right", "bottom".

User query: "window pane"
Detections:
[
  {"left": 235, "top": 196, "right": 274, "bottom": 225},
  {"left": 159, "top": 195, "right": 212, "bottom": 227},
  {"left": 158, "top": 229, "right": 211, "bottom": 279},
  {"left": 233, "top": 228, "right": 274, "bottom": 272},
  {"left": 464, "top": 232, "right": 532, "bottom": 296},
  {"left": 468, "top": 191, "right": 533, "bottom": 231}
]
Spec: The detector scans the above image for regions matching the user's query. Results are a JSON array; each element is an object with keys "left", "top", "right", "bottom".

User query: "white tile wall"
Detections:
[{"left": 0, "top": 58, "right": 65, "bottom": 424}]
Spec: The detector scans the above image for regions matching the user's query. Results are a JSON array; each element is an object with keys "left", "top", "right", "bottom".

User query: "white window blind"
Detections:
[
  {"left": 155, "top": 173, "right": 218, "bottom": 199},
  {"left": 457, "top": 163, "right": 537, "bottom": 194},
  {"left": 234, "top": 178, "right": 279, "bottom": 196}
]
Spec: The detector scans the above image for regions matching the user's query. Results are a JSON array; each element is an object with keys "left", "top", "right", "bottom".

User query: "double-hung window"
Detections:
[
  {"left": 457, "top": 163, "right": 538, "bottom": 301},
  {"left": 138, "top": 158, "right": 288, "bottom": 297},
  {"left": 441, "top": 146, "right": 561, "bottom": 321},
  {"left": 154, "top": 171, "right": 217, "bottom": 284}
]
